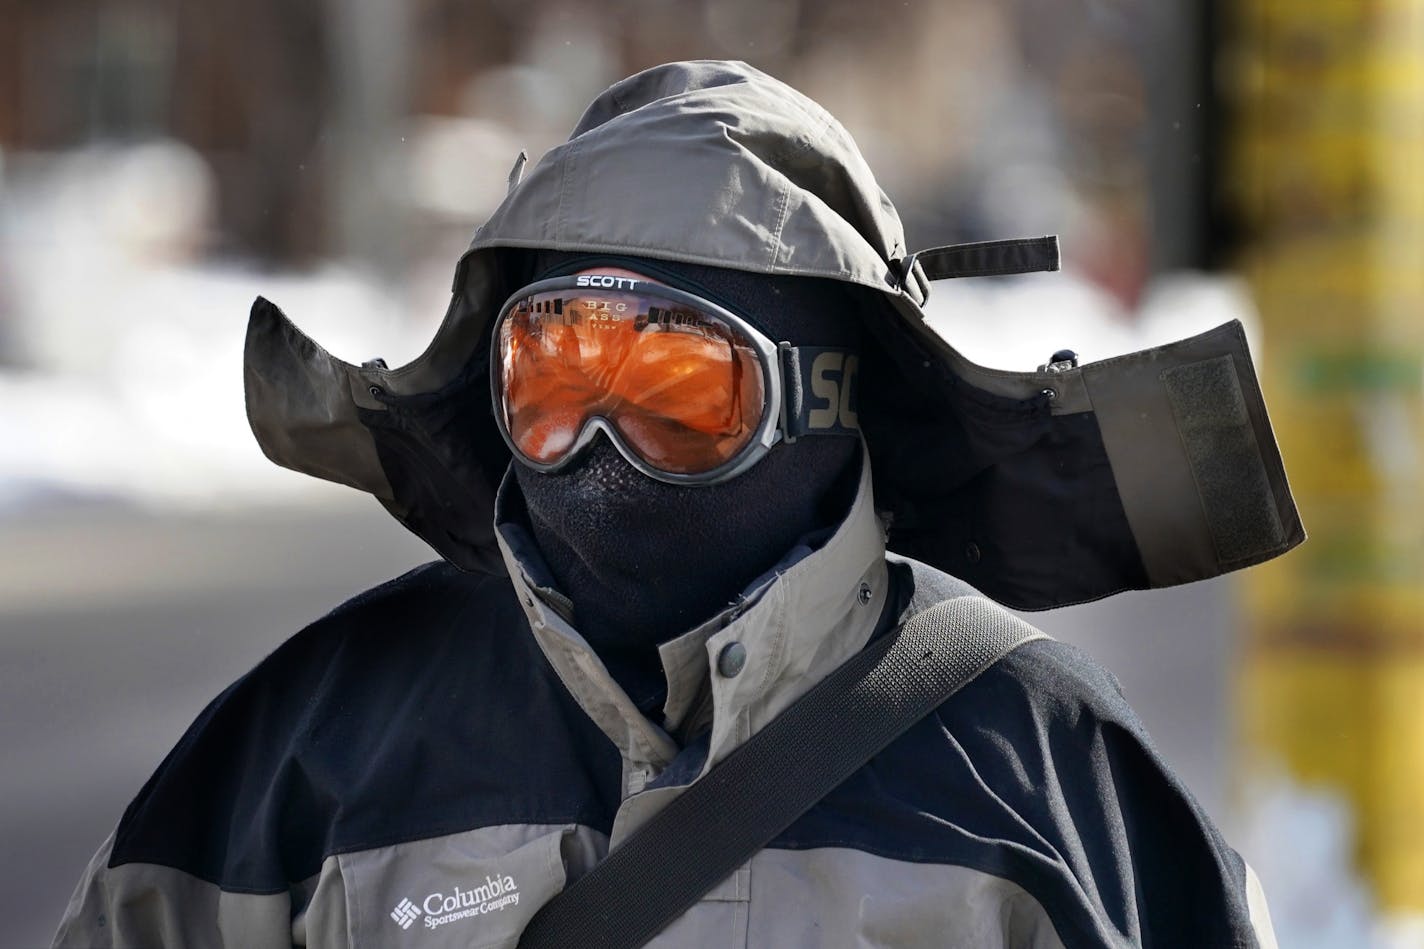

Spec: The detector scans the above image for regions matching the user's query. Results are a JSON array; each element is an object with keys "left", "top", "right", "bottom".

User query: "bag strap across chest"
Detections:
[{"left": 518, "top": 595, "right": 1047, "bottom": 949}]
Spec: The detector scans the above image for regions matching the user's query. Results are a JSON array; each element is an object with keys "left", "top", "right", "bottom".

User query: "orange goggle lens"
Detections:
[{"left": 496, "top": 286, "right": 768, "bottom": 475}]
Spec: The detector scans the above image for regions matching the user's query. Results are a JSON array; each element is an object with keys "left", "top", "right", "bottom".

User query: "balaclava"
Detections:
[{"left": 511, "top": 252, "right": 865, "bottom": 694}]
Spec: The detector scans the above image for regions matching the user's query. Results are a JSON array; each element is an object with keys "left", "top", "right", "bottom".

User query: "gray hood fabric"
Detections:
[{"left": 244, "top": 59, "right": 1303, "bottom": 610}]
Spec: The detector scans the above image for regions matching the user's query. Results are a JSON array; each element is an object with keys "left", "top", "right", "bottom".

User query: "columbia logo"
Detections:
[
  {"left": 392, "top": 874, "right": 522, "bottom": 932},
  {"left": 390, "top": 898, "right": 421, "bottom": 930}
]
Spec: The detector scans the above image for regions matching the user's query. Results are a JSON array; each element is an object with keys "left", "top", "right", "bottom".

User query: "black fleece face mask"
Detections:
[{"left": 512, "top": 254, "right": 864, "bottom": 676}]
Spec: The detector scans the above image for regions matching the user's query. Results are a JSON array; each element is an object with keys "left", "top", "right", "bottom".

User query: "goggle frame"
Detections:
[{"left": 490, "top": 274, "right": 793, "bottom": 486}]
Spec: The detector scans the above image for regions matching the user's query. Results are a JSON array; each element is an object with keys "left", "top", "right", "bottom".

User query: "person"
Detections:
[{"left": 55, "top": 60, "right": 1301, "bottom": 948}]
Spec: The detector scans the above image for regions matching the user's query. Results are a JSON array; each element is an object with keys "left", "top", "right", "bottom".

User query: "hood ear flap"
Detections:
[
  {"left": 243, "top": 296, "right": 395, "bottom": 499},
  {"left": 243, "top": 288, "right": 512, "bottom": 577}
]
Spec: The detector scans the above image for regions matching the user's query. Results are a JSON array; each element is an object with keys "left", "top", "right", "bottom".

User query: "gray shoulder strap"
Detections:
[{"left": 517, "top": 596, "right": 1048, "bottom": 949}]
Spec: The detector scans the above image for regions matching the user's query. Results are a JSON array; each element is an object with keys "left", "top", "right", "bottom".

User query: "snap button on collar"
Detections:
[{"left": 717, "top": 642, "right": 747, "bottom": 678}]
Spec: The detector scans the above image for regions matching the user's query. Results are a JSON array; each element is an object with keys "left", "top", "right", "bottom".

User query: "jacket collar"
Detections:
[{"left": 494, "top": 446, "right": 889, "bottom": 780}]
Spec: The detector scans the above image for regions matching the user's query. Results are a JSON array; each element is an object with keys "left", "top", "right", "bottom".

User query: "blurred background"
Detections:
[{"left": 0, "top": 0, "right": 1420, "bottom": 945}]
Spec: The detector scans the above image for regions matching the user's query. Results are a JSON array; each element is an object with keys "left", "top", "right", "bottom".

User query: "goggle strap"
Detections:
[{"left": 779, "top": 344, "right": 862, "bottom": 441}]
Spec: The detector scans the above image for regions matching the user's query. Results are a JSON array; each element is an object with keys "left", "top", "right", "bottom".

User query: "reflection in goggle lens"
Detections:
[{"left": 497, "top": 289, "right": 767, "bottom": 475}]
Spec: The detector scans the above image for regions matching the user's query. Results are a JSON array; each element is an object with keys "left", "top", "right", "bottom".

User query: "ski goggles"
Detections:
[{"left": 491, "top": 274, "right": 861, "bottom": 485}]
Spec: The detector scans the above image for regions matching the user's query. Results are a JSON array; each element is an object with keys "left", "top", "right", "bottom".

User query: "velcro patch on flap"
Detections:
[{"left": 1162, "top": 354, "right": 1286, "bottom": 566}]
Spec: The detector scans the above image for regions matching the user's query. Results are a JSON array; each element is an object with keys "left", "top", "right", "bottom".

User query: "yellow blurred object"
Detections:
[{"left": 1231, "top": 0, "right": 1424, "bottom": 914}]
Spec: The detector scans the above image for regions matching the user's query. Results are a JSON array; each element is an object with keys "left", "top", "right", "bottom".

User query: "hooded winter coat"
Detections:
[{"left": 55, "top": 60, "right": 1295, "bottom": 948}]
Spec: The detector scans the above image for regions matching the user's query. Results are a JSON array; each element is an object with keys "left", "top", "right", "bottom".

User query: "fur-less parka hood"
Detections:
[{"left": 243, "top": 59, "right": 1302, "bottom": 610}]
